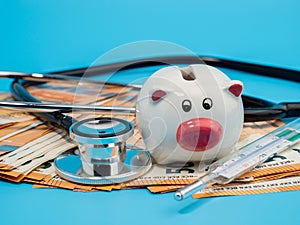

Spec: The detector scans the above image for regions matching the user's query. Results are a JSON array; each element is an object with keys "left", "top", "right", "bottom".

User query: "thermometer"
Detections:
[{"left": 174, "top": 118, "right": 300, "bottom": 201}]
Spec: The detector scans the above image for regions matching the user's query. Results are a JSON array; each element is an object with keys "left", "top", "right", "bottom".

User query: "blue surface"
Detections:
[
  {"left": 0, "top": 1, "right": 300, "bottom": 225},
  {"left": 2, "top": 180, "right": 300, "bottom": 225}
]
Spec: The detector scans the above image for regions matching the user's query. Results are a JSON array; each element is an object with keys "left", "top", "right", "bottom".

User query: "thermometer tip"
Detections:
[{"left": 174, "top": 191, "right": 184, "bottom": 201}]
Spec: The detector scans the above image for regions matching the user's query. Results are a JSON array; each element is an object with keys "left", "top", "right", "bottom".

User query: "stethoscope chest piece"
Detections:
[{"left": 54, "top": 117, "right": 152, "bottom": 185}]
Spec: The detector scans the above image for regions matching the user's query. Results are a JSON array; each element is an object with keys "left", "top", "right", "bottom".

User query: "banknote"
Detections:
[
  {"left": 238, "top": 119, "right": 284, "bottom": 141},
  {"left": 0, "top": 92, "right": 36, "bottom": 125},
  {"left": 0, "top": 83, "right": 295, "bottom": 198},
  {"left": 238, "top": 141, "right": 300, "bottom": 180},
  {"left": 146, "top": 172, "right": 300, "bottom": 194},
  {"left": 0, "top": 110, "right": 36, "bottom": 125},
  {"left": 193, "top": 175, "right": 300, "bottom": 198},
  {"left": 145, "top": 139, "right": 300, "bottom": 194},
  {"left": 147, "top": 185, "right": 183, "bottom": 193},
  {"left": 26, "top": 81, "right": 138, "bottom": 105},
  {"left": 23, "top": 161, "right": 117, "bottom": 192},
  {"left": 12, "top": 120, "right": 289, "bottom": 193},
  {"left": 147, "top": 173, "right": 300, "bottom": 197},
  {"left": 0, "top": 118, "right": 290, "bottom": 193},
  {"left": 0, "top": 85, "right": 139, "bottom": 186},
  {"left": 0, "top": 128, "right": 75, "bottom": 182},
  {"left": 0, "top": 119, "right": 287, "bottom": 188},
  {"left": 0, "top": 120, "right": 51, "bottom": 154},
  {"left": 121, "top": 120, "right": 287, "bottom": 188}
]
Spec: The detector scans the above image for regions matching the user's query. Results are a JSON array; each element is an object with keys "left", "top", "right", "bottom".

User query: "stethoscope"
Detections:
[{"left": 0, "top": 55, "right": 300, "bottom": 185}]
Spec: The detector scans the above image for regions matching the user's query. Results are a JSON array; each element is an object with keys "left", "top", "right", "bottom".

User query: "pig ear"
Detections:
[
  {"left": 151, "top": 89, "right": 167, "bottom": 102},
  {"left": 226, "top": 80, "right": 243, "bottom": 97}
]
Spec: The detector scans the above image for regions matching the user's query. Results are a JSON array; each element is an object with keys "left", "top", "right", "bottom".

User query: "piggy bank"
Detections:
[{"left": 136, "top": 64, "right": 244, "bottom": 164}]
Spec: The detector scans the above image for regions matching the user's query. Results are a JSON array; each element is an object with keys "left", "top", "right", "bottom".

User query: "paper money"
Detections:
[
  {"left": 145, "top": 139, "right": 300, "bottom": 195},
  {"left": 19, "top": 120, "right": 290, "bottom": 193},
  {"left": 121, "top": 120, "right": 286, "bottom": 188},
  {"left": 23, "top": 161, "right": 117, "bottom": 192},
  {"left": 0, "top": 81, "right": 297, "bottom": 199},
  {"left": 0, "top": 111, "right": 36, "bottom": 125},
  {"left": 0, "top": 120, "right": 51, "bottom": 154},
  {"left": 0, "top": 92, "right": 36, "bottom": 124},
  {"left": 147, "top": 174, "right": 300, "bottom": 196},
  {"left": 26, "top": 81, "right": 137, "bottom": 105},
  {"left": 0, "top": 84, "right": 139, "bottom": 187},
  {"left": 238, "top": 142, "right": 300, "bottom": 180},
  {"left": 0, "top": 125, "right": 76, "bottom": 181},
  {"left": 147, "top": 185, "right": 184, "bottom": 193},
  {"left": 0, "top": 118, "right": 288, "bottom": 191},
  {"left": 193, "top": 175, "right": 300, "bottom": 198},
  {"left": 238, "top": 120, "right": 284, "bottom": 141}
]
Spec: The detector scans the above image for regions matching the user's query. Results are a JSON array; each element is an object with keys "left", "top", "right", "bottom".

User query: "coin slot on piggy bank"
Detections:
[{"left": 136, "top": 64, "right": 244, "bottom": 164}]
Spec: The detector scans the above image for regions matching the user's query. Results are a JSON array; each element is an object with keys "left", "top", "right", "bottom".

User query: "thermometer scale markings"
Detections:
[
  {"left": 218, "top": 129, "right": 300, "bottom": 179},
  {"left": 211, "top": 135, "right": 280, "bottom": 175},
  {"left": 175, "top": 119, "right": 300, "bottom": 201}
]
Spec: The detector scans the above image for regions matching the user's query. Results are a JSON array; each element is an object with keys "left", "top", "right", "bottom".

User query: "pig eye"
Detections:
[
  {"left": 182, "top": 99, "right": 192, "bottom": 112},
  {"left": 202, "top": 98, "right": 213, "bottom": 110}
]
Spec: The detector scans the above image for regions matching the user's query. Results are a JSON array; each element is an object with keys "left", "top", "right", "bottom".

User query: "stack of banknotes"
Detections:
[{"left": 0, "top": 81, "right": 300, "bottom": 199}]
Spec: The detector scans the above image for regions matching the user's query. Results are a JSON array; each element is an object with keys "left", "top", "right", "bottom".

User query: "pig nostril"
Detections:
[{"left": 176, "top": 118, "right": 223, "bottom": 152}]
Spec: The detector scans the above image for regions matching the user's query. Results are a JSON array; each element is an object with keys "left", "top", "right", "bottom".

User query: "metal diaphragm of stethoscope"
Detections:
[
  {"left": 55, "top": 117, "right": 152, "bottom": 185},
  {"left": 0, "top": 73, "right": 152, "bottom": 185},
  {"left": 0, "top": 56, "right": 300, "bottom": 186}
]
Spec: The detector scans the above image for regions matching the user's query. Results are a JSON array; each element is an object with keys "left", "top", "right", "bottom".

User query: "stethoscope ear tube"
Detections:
[
  {"left": 241, "top": 95, "right": 300, "bottom": 122},
  {"left": 243, "top": 102, "right": 300, "bottom": 122},
  {"left": 244, "top": 104, "right": 287, "bottom": 122},
  {"left": 285, "top": 102, "right": 300, "bottom": 118},
  {"left": 52, "top": 56, "right": 300, "bottom": 83},
  {"left": 11, "top": 80, "right": 75, "bottom": 131},
  {"left": 8, "top": 75, "right": 300, "bottom": 124},
  {"left": 7, "top": 79, "right": 300, "bottom": 123}
]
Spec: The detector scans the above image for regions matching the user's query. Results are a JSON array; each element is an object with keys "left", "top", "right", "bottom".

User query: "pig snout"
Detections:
[{"left": 176, "top": 118, "right": 223, "bottom": 151}]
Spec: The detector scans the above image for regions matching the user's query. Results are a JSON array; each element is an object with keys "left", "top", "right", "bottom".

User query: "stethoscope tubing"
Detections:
[
  {"left": 52, "top": 56, "right": 300, "bottom": 83},
  {"left": 0, "top": 100, "right": 136, "bottom": 113},
  {"left": 0, "top": 55, "right": 299, "bottom": 127}
]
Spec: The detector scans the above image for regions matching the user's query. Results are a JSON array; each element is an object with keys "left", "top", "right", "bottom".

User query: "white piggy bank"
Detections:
[{"left": 136, "top": 64, "right": 244, "bottom": 164}]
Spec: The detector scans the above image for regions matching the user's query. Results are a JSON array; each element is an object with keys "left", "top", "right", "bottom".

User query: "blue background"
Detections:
[{"left": 0, "top": 1, "right": 300, "bottom": 225}]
